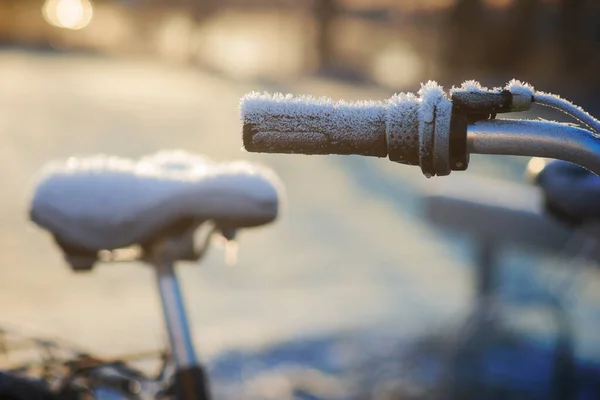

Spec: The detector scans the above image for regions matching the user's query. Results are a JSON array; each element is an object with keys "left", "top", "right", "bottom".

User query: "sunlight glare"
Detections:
[
  {"left": 42, "top": 0, "right": 94, "bottom": 30},
  {"left": 524, "top": 157, "right": 550, "bottom": 183}
]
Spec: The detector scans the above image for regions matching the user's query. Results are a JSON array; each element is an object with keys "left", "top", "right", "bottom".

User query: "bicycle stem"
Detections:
[{"left": 467, "top": 119, "right": 600, "bottom": 175}]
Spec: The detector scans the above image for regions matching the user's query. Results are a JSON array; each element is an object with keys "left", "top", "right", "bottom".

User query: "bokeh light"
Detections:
[{"left": 42, "top": 0, "right": 94, "bottom": 31}]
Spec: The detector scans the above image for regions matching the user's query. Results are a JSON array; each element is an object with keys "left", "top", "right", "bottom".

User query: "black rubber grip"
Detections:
[
  {"left": 242, "top": 114, "right": 388, "bottom": 157},
  {"left": 240, "top": 90, "right": 469, "bottom": 176}
]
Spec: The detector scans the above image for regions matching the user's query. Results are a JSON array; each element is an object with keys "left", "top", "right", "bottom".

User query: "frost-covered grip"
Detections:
[
  {"left": 241, "top": 92, "right": 388, "bottom": 157},
  {"left": 240, "top": 85, "right": 453, "bottom": 176}
]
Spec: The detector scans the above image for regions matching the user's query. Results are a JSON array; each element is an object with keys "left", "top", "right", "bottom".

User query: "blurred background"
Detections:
[
  {"left": 2, "top": 0, "right": 600, "bottom": 93},
  {"left": 1, "top": 0, "right": 600, "bottom": 398}
]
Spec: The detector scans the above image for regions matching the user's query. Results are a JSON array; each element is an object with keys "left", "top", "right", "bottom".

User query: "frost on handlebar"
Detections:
[{"left": 240, "top": 79, "right": 600, "bottom": 177}]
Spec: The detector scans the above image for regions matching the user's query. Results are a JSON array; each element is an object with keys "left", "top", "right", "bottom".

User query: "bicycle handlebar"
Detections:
[
  {"left": 467, "top": 119, "right": 600, "bottom": 175},
  {"left": 241, "top": 79, "right": 600, "bottom": 177}
]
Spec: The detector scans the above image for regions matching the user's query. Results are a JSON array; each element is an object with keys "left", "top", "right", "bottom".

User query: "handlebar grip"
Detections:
[
  {"left": 240, "top": 82, "right": 458, "bottom": 177},
  {"left": 241, "top": 93, "right": 388, "bottom": 157}
]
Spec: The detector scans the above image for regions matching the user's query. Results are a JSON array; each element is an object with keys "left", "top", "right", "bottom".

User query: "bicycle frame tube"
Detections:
[{"left": 467, "top": 119, "right": 600, "bottom": 175}]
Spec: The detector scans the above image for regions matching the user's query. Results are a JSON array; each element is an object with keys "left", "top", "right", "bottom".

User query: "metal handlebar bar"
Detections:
[{"left": 467, "top": 119, "right": 600, "bottom": 175}]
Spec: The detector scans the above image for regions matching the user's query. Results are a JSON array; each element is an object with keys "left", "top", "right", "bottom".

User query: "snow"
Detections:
[
  {"left": 533, "top": 89, "right": 600, "bottom": 134},
  {"left": 240, "top": 92, "right": 386, "bottom": 128},
  {"left": 30, "top": 150, "right": 282, "bottom": 250},
  {"left": 506, "top": 79, "right": 535, "bottom": 97},
  {"left": 449, "top": 79, "right": 502, "bottom": 95}
]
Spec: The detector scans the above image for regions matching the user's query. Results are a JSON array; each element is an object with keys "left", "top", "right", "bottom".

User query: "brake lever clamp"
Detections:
[{"left": 420, "top": 79, "right": 536, "bottom": 177}]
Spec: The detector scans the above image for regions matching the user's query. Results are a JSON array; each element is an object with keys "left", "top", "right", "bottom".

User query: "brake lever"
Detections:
[{"left": 450, "top": 80, "right": 533, "bottom": 123}]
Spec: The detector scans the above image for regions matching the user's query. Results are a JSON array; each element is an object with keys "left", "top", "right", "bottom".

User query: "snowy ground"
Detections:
[{"left": 0, "top": 49, "right": 599, "bottom": 398}]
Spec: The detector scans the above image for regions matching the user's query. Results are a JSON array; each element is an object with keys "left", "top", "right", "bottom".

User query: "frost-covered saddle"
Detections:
[{"left": 30, "top": 151, "right": 282, "bottom": 252}]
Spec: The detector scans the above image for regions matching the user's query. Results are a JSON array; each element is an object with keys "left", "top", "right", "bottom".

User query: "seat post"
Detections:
[
  {"left": 154, "top": 260, "right": 211, "bottom": 400},
  {"left": 155, "top": 260, "right": 197, "bottom": 369}
]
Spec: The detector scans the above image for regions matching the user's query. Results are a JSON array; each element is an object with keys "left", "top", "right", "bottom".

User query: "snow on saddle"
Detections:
[{"left": 30, "top": 150, "right": 283, "bottom": 252}]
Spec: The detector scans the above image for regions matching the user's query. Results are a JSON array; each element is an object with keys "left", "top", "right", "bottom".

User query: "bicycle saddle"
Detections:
[
  {"left": 527, "top": 158, "right": 600, "bottom": 226},
  {"left": 30, "top": 150, "right": 282, "bottom": 252}
]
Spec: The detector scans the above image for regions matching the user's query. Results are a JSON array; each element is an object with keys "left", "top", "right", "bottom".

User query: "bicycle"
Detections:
[
  {"left": 3, "top": 79, "right": 600, "bottom": 399},
  {"left": 2, "top": 150, "right": 283, "bottom": 399},
  {"left": 239, "top": 78, "right": 600, "bottom": 398}
]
